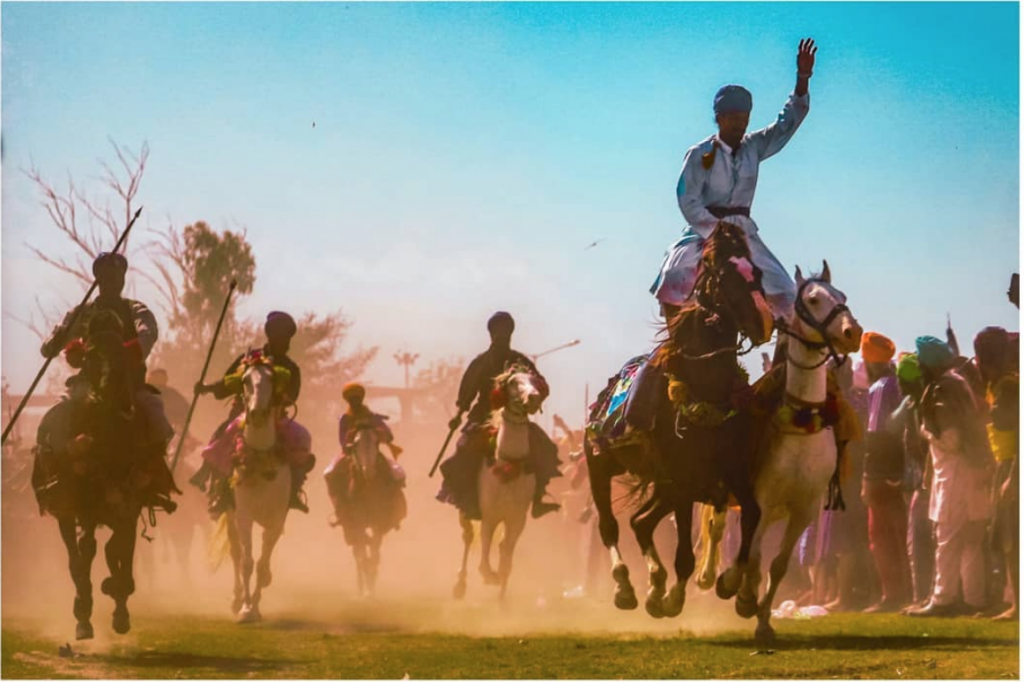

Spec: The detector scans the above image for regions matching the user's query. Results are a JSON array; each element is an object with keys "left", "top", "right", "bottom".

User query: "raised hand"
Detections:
[{"left": 797, "top": 38, "right": 817, "bottom": 76}]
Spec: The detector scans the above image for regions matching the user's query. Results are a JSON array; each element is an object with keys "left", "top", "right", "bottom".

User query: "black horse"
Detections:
[
  {"left": 33, "top": 310, "right": 174, "bottom": 639},
  {"left": 585, "top": 221, "right": 775, "bottom": 618}
]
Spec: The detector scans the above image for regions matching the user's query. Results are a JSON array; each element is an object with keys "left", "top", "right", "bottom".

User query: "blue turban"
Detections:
[
  {"left": 915, "top": 336, "right": 955, "bottom": 372},
  {"left": 714, "top": 85, "right": 753, "bottom": 115}
]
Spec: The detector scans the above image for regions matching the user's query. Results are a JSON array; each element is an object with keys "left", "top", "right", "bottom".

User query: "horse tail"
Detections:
[
  {"left": 207, "top": 512, "right": 231, "bottom": 572},
  {"left": 619, "top": 473, "right": 656, "bottom": 511}
]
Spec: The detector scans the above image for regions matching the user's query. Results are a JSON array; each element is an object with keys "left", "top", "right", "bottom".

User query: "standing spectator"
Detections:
[
  {"left": 892, "top": 353, "right": 935, "bottom": 610},
  {"left": 906, "top": 337, "right": 995, "bottom": 617},
  {"left": 974, "top": 327, "right": 1019, "bottom": 620},
  {"left": 860, "top": 333, "right": 912, "bottom": 612}
]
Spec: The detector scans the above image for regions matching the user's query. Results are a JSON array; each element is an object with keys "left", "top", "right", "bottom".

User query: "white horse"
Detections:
[
  {"left": 454, "top": 366, "right": 546, "bottom": 601},
  {"left": 225, "top": 359, "right": 292, "bottom": 624},
  {"left": 705, "top": 262, "right": 862, "bottom": 647}
]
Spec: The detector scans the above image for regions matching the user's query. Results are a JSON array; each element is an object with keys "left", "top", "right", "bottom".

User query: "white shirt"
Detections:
[{"left": 676, "top": 93, "right": 810, "bottom": 239}]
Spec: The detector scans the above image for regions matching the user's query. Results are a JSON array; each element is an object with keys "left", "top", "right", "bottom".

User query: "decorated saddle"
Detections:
[{"left": 201, "top": 416, "right": 313, "bottom": 477}]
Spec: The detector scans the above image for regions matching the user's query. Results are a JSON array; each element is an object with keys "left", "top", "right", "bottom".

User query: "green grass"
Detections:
[{"left": 2, "top": 607, "right": 1017, "bottom": 679}]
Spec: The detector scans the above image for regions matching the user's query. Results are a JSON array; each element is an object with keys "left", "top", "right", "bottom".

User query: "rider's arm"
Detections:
[
  {"left": 287, "top": 362, "right": 301, "bottom": 405},
  {"left": 129, "top": 301, "right": 159, "bottom": 360},
  {"left": 40, "top": 307, "right": 82, "bottom": 359},
  {"left": 375, "top": 415, "right": 395, "bottom": 444},
  {"left": 456, "top": 355, "right": 484, "bottom": 413},
  {"left": 676, "top": 144, "right": 721, "bottom": 239},
  {"left": 208, "top": 354, "right": 245, "bottom": 399},
  {"left": 746, "top": 91, "right": 810, "bottom": 162},
  {"left": 338, "top": 415, "right": 351, "bottom": 449}
]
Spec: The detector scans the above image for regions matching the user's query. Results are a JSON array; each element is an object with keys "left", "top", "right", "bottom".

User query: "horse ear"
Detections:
[
  {"left": 794, "top": 265, "right": 805, "bottom": 286},
  {"left": 821, "top": 260, "right": 832, "bottom": 284}
]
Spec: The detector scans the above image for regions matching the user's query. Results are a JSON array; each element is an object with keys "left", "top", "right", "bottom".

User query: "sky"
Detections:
[{"left": 1, "top": 1, "right": 1020, "bottom": 428}]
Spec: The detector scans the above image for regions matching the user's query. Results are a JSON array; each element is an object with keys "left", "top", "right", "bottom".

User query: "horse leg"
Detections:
[
  {"left": 629, "top": 493, "right": 671, "bottom": 618},
  {"left": 368, "top": 531, "right": 382, "bottom": 597},
  {"left": 453, "top": 513, "right": 473, "bottom": 600},
  {"left": 479, "top": 516, "right": 500, "bottom": 586},
  {"left": 250, "top": 523, "right": 284, "bottom": 621},
  {"left": 663, "top": 497, "right": 697, "bottom": 618},
  {"left": 754, "top": 508, "right": 812, "bottom": 649},
  {"left": 352, "top": 539, "right": 367, "bottom": 598},
  {"left": 735, "top": 512, "right": 770, "bottom": 619},
  {"left": 226, "top": 513, "right": 244, "bottom": 614},
  {"left": 235, "top": 515, "right": 257, "bottom": 623},
  {"left": 497, "top": 512, "right": 527, "bottom": 601},
  {"left": 718, "top": 467, "right": 763, "bottom": 601},
  {"left": 101, "top": 516, "right": 136, "bottom": 635},
  {"left": 696, "top": 504, "right": 725, "bottom": 591},
  {"left": 586, "top": 444, "right": 636, "bottom": 610},
  {"left": 59, "top": 518, "right": 94, "bottom": 640}
]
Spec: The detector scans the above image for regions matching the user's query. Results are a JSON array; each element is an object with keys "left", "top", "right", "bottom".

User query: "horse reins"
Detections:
[
  {"left": 776, "top": 277, "right": 851, "bottom": 370},
  {"left": 675, "top": 259, "right": 762, "bottom": 361}
]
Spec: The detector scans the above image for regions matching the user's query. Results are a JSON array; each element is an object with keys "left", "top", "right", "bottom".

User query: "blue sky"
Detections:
[{"left": 2, "top": 2, "right": 1019, "bottom": 426}]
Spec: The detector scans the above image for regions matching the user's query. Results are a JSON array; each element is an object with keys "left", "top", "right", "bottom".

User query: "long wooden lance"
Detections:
[
  {"left": 1, "top": 206, "right": 144, "bottom": 446},
  {"left": 428, "top": 411, "right": 463, "bottom": 478},
  {"left": 169, "top": 279, "right": 238, "bottom": 474}
]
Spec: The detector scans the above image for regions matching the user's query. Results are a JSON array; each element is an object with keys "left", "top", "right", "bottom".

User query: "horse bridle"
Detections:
[
  {"left": 676, "top": 257, "right": 763, "bottom": 361},
  {"left": 776, "top": 277, "right": 851, "bottom": 370}
]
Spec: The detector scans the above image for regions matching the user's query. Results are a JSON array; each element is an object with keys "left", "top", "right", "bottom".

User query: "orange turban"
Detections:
[
  {"left": 342, "top": 383, "right": 366, "bottom": 402},
  {"left": 861, "top": 332, "right": 896, "bottom": 364}
]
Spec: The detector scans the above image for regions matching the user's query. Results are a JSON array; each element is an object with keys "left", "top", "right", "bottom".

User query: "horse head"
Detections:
[
  {"left": 492, "top": 365, "right": 548, "bottom": 419},
  {"left": 790, "top": 262, "right": 863, "bottom": 359},
  {"left": 241, "top": 353, "right": 279, "bottom": 430},
  {"left": 683, "top": 221, "right": 774, "bottom": 348},
  {"left": 351, "top": 425, "right": 381, "bottom": 481}
]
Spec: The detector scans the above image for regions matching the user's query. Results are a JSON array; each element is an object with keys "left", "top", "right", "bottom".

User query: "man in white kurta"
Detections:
[
  {"left": 651, "top": 39, "right": 817, "bottom": 320},
  {"left": 907, "top": 336, "right": 994, "bottom": 617}
]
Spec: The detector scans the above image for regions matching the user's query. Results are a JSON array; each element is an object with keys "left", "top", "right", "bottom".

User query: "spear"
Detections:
[
  {"left": 2, "top": 207, "right": 143, "bottom": 446},
  {"left": 429, "top": 411, "right": 463, "bottom": 478},
  {"left": 170, "top": 278, "right": 237, "bottom": 474}
]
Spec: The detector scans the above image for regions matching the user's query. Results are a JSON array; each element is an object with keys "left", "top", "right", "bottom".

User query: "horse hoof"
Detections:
[
  {"left": 112, "top": 608, "right": 130, "bottom": 635},
  {"left": 645, "top": 593, "right": 666, "bottom": 619},
  {"left": 735, "top": 594, "right": 759, "bottom": 620},
  {"left": 75, "top": 621, "right": 94, "bottom": 641},
  {"left": 614, "top": 587, "right": 638, "bottom": 611},
  {"left": 716, "top": 572, "right": 739, "bottom": 600},
  {"left": 755, "top": 624, "right": 776, "bottom": 649},
  {"left": 662, "top": 585, "right": 685, "bottom": 618},
  {"left": 696, "top": 572, "right": 716, "bottom": 592},
  {"left": 481, "top": 572, "right": 500, "bottom": 587},
  {"left": 237, "top": 607, "right": 261, "bottom": 624},
  {"left": 452, "top": 579, "right": 467, "bottom": 600}
]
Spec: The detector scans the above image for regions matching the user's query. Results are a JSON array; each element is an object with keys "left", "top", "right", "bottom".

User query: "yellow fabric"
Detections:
[{"left": 988, "top": 423, "right": 1018, "bottom": 463}]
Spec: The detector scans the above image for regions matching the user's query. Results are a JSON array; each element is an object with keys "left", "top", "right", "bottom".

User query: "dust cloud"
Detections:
[{"left": 2, "top": 412, "right": 784, "bottom": 642}]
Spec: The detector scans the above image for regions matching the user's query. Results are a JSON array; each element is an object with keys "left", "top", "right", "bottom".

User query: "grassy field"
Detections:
[{"left": 2, "top": 598, "right": 1018, "bottom": 679}]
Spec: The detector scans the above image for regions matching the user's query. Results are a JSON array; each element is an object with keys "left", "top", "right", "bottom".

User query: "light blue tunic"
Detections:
[{"left": 651, "top": 92, "right": 810, "bottom": 315}]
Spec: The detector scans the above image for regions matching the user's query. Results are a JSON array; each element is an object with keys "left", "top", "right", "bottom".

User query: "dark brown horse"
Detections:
[
  {"left": 585, "top": 221, "right": 774, "bottom": 618},
  {"left": 33, "top": 310, "right": 166, "bottom": 639}
]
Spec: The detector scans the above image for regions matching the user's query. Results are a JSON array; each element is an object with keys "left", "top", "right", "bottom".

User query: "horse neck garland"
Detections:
[
  {"left": 665, "top": 362, "right": 750, "bottom": 429},
  {"left": 223, "top": 349, "right": 293, "bottom": 403}
]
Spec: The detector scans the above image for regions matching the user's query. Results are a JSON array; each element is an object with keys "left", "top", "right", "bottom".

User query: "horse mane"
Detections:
[{"left": 652, "top": 221, "right": 753, "bottom": 368}]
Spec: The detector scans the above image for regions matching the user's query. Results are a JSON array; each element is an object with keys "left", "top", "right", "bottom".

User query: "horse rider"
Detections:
[
  {"left": 36, "top": 251, "right": 176, "bottom": 512},
  {"left": 437, "top": 311, "right": 561, "bottom": 520},
  {"left": 191, "top": 311, "right": 314, "bottom": 515},
  {"left": 650, "top": 38, "right": 817, "bottom": 324},
  {"left": 324, "top": 383, "right": 405, "bottom": 515}
]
